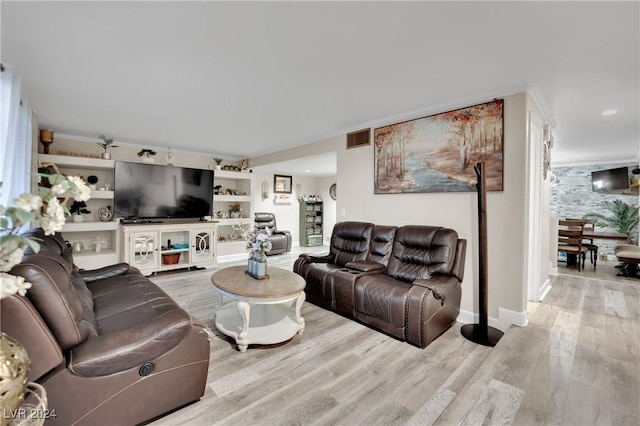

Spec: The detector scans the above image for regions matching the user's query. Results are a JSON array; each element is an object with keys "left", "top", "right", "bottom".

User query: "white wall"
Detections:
[
  {"left": 317, "top": 176, "right": 337, "bottom": 242},
  {"left": 251, "top": 93, "right": 533, "bottom": 323},
  {"left": 337, "top": 93, "right": 529, "bottom": 321},
  {"left": 251, "top": 172, "right": 336, "bottom": 246},
  {"left": 525, "top": 95, "right": 553, "bottom": 302}
]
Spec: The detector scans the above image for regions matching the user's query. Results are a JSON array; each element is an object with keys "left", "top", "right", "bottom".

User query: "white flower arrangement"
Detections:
[
  {"left": 0, "top": 163, "right": 91, "bottom": 300},
  {"left": 244, "top": 226, "right": 273, "bottom": 255}
]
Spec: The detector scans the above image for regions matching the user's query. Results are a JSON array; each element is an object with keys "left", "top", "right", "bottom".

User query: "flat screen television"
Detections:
[
  {"left": 591, "top": 166, "right": 629, "bottom": 192},
  {"left": 114, "top": 161, "right": 214, "bottom": 219}
]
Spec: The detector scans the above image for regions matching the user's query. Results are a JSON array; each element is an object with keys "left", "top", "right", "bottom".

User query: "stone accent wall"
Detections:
[{"left": 550, "top": 162, "right": 638, "bottom": 254}]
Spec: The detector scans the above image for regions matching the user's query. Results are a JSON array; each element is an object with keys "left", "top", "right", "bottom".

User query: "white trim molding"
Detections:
[
  {"left": 498, "top": 307, "right": 528, "bottom": 328},
  {"left": 528, "top": 85, "right": 557, "bottom": 128},
  {"left": 538, "top": 278, "right": 552, "bottom": 302},
  {"left": 217, "top": 253, "right": 251, "bottom": 263},
  {"left": 458, "top": 307, "right": 528, "bottom": 332}
]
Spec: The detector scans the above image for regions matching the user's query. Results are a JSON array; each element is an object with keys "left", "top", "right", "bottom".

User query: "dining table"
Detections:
[{"left": 582, "top": 230, "right": 629, "bottom": 242}]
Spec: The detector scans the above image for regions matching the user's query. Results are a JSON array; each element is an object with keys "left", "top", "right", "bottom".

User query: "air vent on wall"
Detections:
[{"left": 346, "top": 128, "right": 371, "bottom": 149}]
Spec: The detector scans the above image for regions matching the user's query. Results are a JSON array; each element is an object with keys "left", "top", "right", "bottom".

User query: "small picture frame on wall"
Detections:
[{"left": 274, "top": 174, "right": 292, "bottom": 194}]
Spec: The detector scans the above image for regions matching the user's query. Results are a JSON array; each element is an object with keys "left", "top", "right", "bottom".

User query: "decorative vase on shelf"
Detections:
[
  {"left": 0, "top": 333, "right": 30, "bottom": 426},
  {"left": 102, "top": 152, "right": 111, "bottom": 160},
  {"left": 72, "top": 214, "right": 83, "bottom": 223}
]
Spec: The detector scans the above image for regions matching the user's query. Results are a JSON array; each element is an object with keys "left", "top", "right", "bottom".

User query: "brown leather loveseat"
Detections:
[
  {"left": 1, "top": 229, "right": 211, "bottom": 425},
  {"left": 294, "top": 221, "right": 467, "bottom": 348}
]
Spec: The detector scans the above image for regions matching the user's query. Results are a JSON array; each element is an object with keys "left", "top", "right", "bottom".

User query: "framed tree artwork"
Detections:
[{"left": 373, "top": 99, "right": 504, "bottom": 193}]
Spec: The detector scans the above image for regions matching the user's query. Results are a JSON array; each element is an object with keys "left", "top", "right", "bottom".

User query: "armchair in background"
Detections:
[{"left": 254, "top": 212, "right": 292, "bottom": 255}]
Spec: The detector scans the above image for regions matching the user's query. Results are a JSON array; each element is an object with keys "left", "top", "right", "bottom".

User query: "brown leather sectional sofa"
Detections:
[
  {"left": 1, "top": 229, "right": 210, "bottom": 425},
  {"left": 294, "top": 221, "right": 467, "bottom": 348}
]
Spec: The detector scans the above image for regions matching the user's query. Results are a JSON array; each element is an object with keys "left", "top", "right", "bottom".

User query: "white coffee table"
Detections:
[{"left": 211, "top": 265, "right": 306, "bottom": 352}]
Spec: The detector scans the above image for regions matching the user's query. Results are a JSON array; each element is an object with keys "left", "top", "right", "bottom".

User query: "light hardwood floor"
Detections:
[{"left": 148, "top": 247, "right": 639, "bottom": 426}]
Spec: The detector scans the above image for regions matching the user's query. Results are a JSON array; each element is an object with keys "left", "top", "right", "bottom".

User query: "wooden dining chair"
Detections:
[
  {"left": 558, "top": 219, "right": 589, "bottom": 271},
  {"left": 565, "top": 218, "right": 599, "bottom": 267}
]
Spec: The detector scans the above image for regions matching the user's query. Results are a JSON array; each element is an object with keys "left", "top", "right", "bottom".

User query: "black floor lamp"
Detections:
[{"left": 461, "top": 161, "right": 504, "bottom": 347}]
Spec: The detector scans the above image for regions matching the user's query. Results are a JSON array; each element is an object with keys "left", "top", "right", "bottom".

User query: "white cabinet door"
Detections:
[
  {"left": 123, "top": 223, "right": 216, "bottom": 275},
  {"left": 191, "top": 226, "right": 216, "bottom": 264},
  {"left": 128, "top": 231, "right": 159, "bottom": 274}
]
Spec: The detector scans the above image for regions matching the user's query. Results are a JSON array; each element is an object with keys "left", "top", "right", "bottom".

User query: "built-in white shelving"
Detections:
[
  {"left": 213, "top": 171, "right": 253, "bottom": 260},
  {"left": 38, "top": 153, "right": 119, "bottom": 269}
]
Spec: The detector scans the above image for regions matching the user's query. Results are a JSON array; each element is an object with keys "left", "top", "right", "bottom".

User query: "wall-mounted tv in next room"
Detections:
[
  {"left": 114, "top": 161, "right": 214, "bottom": 219},
  {"left": 591, "top": 166, "right": 629, "bottom": 192}
]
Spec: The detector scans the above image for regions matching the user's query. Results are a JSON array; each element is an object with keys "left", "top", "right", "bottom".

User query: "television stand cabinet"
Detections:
[{"left": 122, "top": 222, "right": 217, "bottom": 275}]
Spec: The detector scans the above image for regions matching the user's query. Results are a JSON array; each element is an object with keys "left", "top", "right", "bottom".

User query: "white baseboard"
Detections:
[
  {"left": 459, "top": 307, "right": 528, "bottom": 332},
  {"left": 538, "top": 278, "right": 552, "bottom": 302},
  {"left": 458, "top": 310, "right": 505, "bottom": 332},
  {"left": 498, "top": 307, "right": 528, "bottom": 328},
  {"left": 217, "top": 253, "right": 249, "bottom": 263}
]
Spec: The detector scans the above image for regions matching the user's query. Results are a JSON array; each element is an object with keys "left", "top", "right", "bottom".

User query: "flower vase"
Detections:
[
  {"left": 255, "top": 251, "right": 267, "bottom": 278},
  {"left": 0, "top": 333, "right": 30, "bottom": 426},
  {"left": 247, "top": 251, "right": 256, "bottom": 275}
]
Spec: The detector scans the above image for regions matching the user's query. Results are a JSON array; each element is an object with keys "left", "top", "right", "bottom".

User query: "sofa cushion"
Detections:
[
  {"left": 70, "top": 270, "right": 99, "bottom": 337},
  {"left": 255, "top": 212, "right": 277, "bottom": 229},
  {"left": 11, "top": 252, "right": 97, "bottom": 351},
  {"left": 355, "top": 274, "right": 411, "bottom": 327},
  {"left": 367, "top": 225, "right": 397, "bottom": 266},
  {"left": 69, "top": 308, "right": 192, "bottom": 376},
  {"left": 386, "top": 226, "right": 458, "bottom": 283},
  {"left": 329, "top": 222, "right": 374, "bottom": 266},
  {"left": 89, "top": 270, "right": 184, "bottom": 334}
]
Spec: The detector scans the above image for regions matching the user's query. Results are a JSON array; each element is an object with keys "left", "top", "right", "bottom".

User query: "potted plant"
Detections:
[
  {"left": 213, "top": 157, "right": 223, "bottom": 170},
  {"left": 87, "top": 175, "right": 99, "bottom": 190},
  {"left": 137, "top": 149, "right": 157, "bottom": 163},
  {"left": 229, "top": 203, "right": 241, "bottom": 218},
  {"left": 97, "top": 135, "right": 118, "bottom": 159},
  {"left": 586, "top": 199, "right": 639, "bottom": 244},
  {"left": 70, "top": 201, "right": 91, "bottom": 223}
]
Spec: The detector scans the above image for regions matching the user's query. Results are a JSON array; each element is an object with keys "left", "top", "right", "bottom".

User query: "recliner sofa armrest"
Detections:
[
  {"left": 412, "top": 276, "right": 460, "bottom": 303},
  {"left": 79, "top": 263, "right": 131, "bottom": 283},
  {"left": 345, "top": 261, "right": 384, "bottom": 272},
  {"left": 305, "top": 253, "right": 333, "bottom": 263},
  {"left": 274, "top": 230, "right": 292, "bottom": 252},
  {"left": 69, "top": 309, "right": 192, "bottom": 376},
  {"left": 294, "top": 252, "right": 332, "bottom": 273}
]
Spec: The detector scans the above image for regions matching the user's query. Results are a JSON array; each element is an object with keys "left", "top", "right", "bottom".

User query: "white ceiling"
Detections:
[
  {"left": 251, "top": 152, "right": 337, "bottom": 178},
  {"left": 2, "top": 1, "right": 638, "bottom": 173}
]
